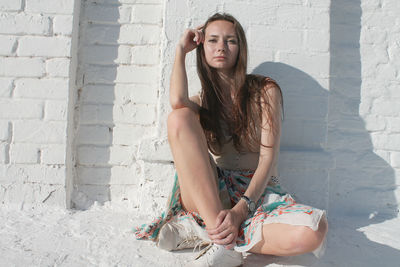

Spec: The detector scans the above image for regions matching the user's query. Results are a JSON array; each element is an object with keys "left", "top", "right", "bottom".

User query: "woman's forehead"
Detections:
[{"left": 205, "top": 20, "right": 236, "bottom": 37}]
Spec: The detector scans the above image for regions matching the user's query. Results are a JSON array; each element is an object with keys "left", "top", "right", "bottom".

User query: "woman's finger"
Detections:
[
  {"left": 208, "top": 227, "right": 232, "bottom": 240},
  {"left": 212, "top": 232, "right": 236, "bottom": 246},
  {"left": 215, "top": 210, "right": 228, "bottom": 227}
]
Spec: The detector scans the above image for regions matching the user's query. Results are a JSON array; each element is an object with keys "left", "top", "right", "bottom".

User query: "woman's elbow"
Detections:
[{"left": 170, "top": 97, "right": 187, "bottom": 110}]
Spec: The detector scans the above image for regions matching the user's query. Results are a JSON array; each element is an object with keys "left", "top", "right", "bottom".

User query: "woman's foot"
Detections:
[{"left": 157, "top": 221, "right": 208, "bottom": 251}]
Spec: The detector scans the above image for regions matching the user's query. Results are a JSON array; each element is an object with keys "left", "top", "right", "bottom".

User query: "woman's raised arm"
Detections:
[{"left": 169, "top": 27, "right": 204, "bottom": 112}]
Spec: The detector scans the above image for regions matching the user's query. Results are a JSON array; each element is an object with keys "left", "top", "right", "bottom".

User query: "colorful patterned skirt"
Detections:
[{"left": 134, "top": 167, "right": 326, "bottom": 257}]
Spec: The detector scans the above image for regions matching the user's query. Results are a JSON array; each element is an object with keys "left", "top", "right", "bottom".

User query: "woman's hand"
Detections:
[
  {"left": 178, "top": 26, "right": 204, "bottom": 54},
  {"left": 206, "top": 208, "right": 245, "bottom": 249}
]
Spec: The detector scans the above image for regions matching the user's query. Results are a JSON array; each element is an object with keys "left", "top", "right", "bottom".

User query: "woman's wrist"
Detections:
[
  {"left": 176, "top": 44, "right": 187, "bottom": 57},
  {"left": 232, "top": 199, "right": 249, "bottom": 222}
]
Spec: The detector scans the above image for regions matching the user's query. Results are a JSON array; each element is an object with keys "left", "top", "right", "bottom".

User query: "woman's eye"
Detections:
[
  {"left": 228, "top": 39, "right": 237, "bottom": 44},
  {"left": 208, "top": 39, "right": 217, "bottom": 43}
]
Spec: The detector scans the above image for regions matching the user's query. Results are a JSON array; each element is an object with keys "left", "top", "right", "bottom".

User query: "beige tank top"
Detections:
[{"left": 198, "top": 93, "right": 279, "bottom": 175}]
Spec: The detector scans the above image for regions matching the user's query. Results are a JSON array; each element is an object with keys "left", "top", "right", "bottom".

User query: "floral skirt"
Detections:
[{"left": 134, "top": 167, "right": 326, "bottom": 257}]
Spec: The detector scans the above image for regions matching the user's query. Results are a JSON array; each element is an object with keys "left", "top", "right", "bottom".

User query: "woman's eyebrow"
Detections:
[{"left": 208, "top": 34, "right": 237, "bottom": 38}]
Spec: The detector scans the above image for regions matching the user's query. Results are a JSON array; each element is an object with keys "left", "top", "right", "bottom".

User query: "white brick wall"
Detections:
[
  {"left": 0, "top": 0, "right": 399, "bottom": 228},
  {"left": 0, "top": 0, "right": 80, "bottom": 207}
]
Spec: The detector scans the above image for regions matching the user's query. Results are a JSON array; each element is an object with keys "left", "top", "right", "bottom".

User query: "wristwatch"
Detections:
[{"left": 241, "top": 195, "right": 256, "bottom": 214}]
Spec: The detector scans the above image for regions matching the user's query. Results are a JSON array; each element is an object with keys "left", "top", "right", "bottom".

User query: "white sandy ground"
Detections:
[{"left": 1, "top": 203, "right": 399, "bottom": 267}]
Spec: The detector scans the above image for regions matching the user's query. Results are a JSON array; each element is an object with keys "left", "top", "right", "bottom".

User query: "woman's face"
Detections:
[{"left": 203, "top": 20, "right": 239, "bottom": 73}]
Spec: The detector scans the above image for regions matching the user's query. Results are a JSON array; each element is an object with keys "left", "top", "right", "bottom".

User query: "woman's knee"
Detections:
[
  {"left": 290, "top": 220, "right": 328, "bottom": 253},
  {"left": 167, "top": 107, "right": 198, "bottom": 139}
]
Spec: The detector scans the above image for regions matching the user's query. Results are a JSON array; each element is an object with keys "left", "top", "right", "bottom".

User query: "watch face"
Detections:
[{"left": 249, "top": 201, "right": 256, "bottom": 212}]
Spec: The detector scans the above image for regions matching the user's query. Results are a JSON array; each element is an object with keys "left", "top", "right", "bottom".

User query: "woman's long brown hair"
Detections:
[{"left": 196, "top": 13, "right": 283, "bottom": 155}]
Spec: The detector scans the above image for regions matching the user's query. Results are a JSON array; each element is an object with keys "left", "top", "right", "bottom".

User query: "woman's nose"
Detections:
[{"left": 217, "top": 41, "right": 226, "bottom": 51}]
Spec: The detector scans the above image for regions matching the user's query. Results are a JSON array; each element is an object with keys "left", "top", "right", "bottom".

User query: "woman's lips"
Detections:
[{"left": 214, "top": 56, "right": 226, "bottom": 60}]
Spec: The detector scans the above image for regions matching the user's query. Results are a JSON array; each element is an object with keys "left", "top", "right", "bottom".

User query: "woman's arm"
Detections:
[
  {"left": 234, "top": 82, "right": 282, "bottom": 220},
  {"left": 169, "top": 28, "right": 204, "bottom": 112},
  {"left": 207, "top": 82, "right": 283, "bottom": 247}
]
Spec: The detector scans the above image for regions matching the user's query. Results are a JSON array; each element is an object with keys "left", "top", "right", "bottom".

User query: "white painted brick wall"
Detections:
[
  {"left": 0, "top": 0, "right": 81, "bottom": 207},
  {"left": 0, "top": 0, "right": 399, "bottom": 230}
]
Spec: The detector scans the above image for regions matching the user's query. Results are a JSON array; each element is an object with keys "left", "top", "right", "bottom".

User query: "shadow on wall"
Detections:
[
  {"left": 325, "top": 0, "right": 400, "bottom": 264},
  {"left": 247, "top": 0, "right": 400, "bottom": 265}
]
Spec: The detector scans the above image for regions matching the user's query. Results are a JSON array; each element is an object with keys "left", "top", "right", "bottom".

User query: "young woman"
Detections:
[{"left": 136, "top": 13, "right": 328, "bottom": 266}]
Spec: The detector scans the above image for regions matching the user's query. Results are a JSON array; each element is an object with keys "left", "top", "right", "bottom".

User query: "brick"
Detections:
[
  {"left": 0, "top": 99, "right": 43, "bottom": 119},
  {"left": 14, "top": 78, "right": 69, "bottom": 100},
  {"left": 363, "top": 115, "right": 386, "bottom": 132},
  {"left": 53, "top": 15, "right": 74, "bottom": 35},
  {"left": 327, "top": 128, "right": 372, "bottom": 151},
  {"left": 44, "top": 100, "right": 68, "bottom": 121},
  {"left": 0, "top": 35, "right": 17, "bottom": 56},
  {"left": 46, "top": 58, "right": 70, "bottom": 77},
  {"left": 84, "top": 24, "right": 120, "bottom": 45},
  {"left": 0, "top": 57, "right": 44, "bottom": 77},
  {"left": 118, "top": 83, "right": 158, "bottom": 104},
  {"left": 391, "top": 152, "right": 400, "bottom": 168},
  {"left": 0, "top": 182, "right": 66, "bottom": 206},
  {"left": 132, "top": 5, "right": 162, "bottom": 24},
  {"left": 85, "top": 23, "right": 161, "bottom": 45},
  {"left": 0, "top": 121, "right": 10, "bottom": 141},
  {"left": 275, "top": 6, "right": 307, "bottom": 28},
  {"left": 77, "top": 145, "right": 134, "bottom": 166},
  {"left": 26, "top": 0, "right": 74, "bottom": 14},
  {"left": 84, "top": 3, "right": 131, "bottom": 23},
  {"left": 249, "top": 26, "right": 303, "bottom": 51},
  {"left": 142, "top": 162, "right": 175, "bottom": 183},
  {"left": 78, "top": 125, "right": 111, "bottom": 145},
  {"left": 305, "top": 30, "right": 329, "bottom": 52},
  {"left": 132, "top": 45, "right": 159, "bottom": 65},
  {"left": 84, "top": 65, "right": 159, "bottom": 84},
  {"left": 13, "top": 121, "right": 66, "bottom": 144},
  {"left": 81, "top": 83, "right": 159, "bottom": 105},
  {"left": 113, "top": 103, "right": 156, "bottom": 124},
  {"left": 0, "top": 144, "right": 8, "bottom": 163},
  {"left": 112, "top": 124, "right": 153, "bottom": 145},
  {"left": 9, "top": 144, "right": 40, "bottom": 164},
  {"left": 0, "top": 78, "right": 13, "bottom": 97},
  {"left": 137, "top": 138, "right": 172, "bottom": 161},
  {"left": 361, "top": 27, "right": 388, "bottom": 45},
  {"left": 277, "top": 51, "right": 330, "bottom": 78},
  {"left": 81, "top": 45, "right": 131, "bottom": 65},
  {"left": 306, "top": 8, "right": 330, "bottom": 29},
  {"left": 371, "top": 99, "right": 400, "bottom": 116},
  {"left": 116, "top": 65, "right": 159, "bottom": 83},
  {"left": 2, "top": 164, "right": 66, "bottom": 184},
  {"left": 281, "top": 119, "right": 327, "bottom": 150},
  {"left": 0, "top": 0, "right": 22, "bottom": 11},
  {"left": 371, "top": 133, "right": 400, "bottom": 151},
  {"left": 41, "top": 144, "right": 66, "bottom": 165},
  {"left": 76, "top": 165, "right": 139, "bottom": 185},
  {"left": 17, "top": 36, "right": 71, "bottom": 57},
  {"left": 80, "top": 85, "right": 114, "bottom": 104},
  {"left": 387, "top": 117, "right": 400, "bottom": 132},
  {"left": 0, "top": 13, "right": 50, "bottom": 35},
  {"left": 79, "top": 104, "right": 113, "bottom": 124},
  {"left": 119, "top": 24, "right": 161, "bottom": 45}
]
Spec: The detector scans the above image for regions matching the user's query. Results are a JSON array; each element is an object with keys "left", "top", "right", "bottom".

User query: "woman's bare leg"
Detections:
[
  {"left": 167, "top": 107, "right": 222, "bottom": 229},
  {"left": 249, "top": 215, "right": 328, "bottom": 256}
]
